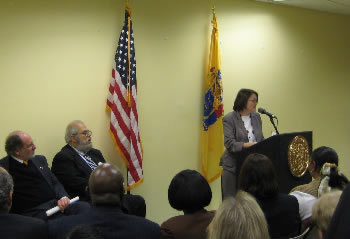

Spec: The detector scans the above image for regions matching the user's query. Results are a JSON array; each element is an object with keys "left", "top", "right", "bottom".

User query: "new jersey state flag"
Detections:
[{"left": 200, "top": 13, "right": 224, "bottom": 183}]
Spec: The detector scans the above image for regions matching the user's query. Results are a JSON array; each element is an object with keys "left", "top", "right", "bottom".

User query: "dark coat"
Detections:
[
  {"left": 48, "top": 205, "right": 160, "bottom": 239},
  {"left": 0, "top": 155, "right": 67, "bottom": 201},
  {"left": 51, "top": 144, "right": 105, "bottom": 200},
  {"left": 258, "top": 194, "right": 301, "bottom": 239},
  {"left": 0, "top": 213, "right": 48, "bottom": 239}
]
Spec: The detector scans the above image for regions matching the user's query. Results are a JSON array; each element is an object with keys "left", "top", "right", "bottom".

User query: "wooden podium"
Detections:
[{"left": 235, "top": 131, "right": 313, "bottom": 193}]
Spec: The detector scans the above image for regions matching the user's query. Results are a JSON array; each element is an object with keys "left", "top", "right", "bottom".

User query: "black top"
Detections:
[
  {"left": 0, "top": 213, "right": 48, "bottom": 239},
  {"left": 257, "top": 193, "right": 301, "bottom": 239}
]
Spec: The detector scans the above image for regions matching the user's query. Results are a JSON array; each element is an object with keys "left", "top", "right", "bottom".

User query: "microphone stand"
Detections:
[{"left": 269, "top": 116, "right": 279, "bottom": 135}]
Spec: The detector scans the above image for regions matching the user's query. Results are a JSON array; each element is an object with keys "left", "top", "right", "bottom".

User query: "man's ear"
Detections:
[{"left": 14, "top": 149, "right": 20, "bottom": 157}]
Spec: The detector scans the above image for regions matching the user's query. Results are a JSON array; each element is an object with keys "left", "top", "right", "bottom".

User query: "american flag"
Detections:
[{"left": 107, "top": 8, "right": 143, "bottom": 189}]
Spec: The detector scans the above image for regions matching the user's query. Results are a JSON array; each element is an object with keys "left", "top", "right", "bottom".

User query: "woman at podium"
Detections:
[{"left": 220, "top": 88, "right": 264, "bottom": 199}]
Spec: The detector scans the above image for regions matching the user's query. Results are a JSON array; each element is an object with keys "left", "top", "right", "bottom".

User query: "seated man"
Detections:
[
  {"left": 0, "top": 167, "right": 48, "bottom": 239},
  {"left": 49, "top": 163, "right": 160, "bottom": 239},
  {"left": 0, "top": 131, "right": 89, "bottom": 220},
  {"left": 52, "top": 120, "right": 105, "bottom": 201}
]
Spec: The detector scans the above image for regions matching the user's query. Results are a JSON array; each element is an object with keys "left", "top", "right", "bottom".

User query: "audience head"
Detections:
[
  {"left": 5, "top": 131, "right": 36, "bottom": 161},
  {"left": 168, "top": 169, "right": 212, "bottom": 214},
  {"left": 89, "top": 163, "right": 125, "bottom": 206},
  {"left": 66, "top": 224, "right": 105, "bottom": 239},
  {"left": 65, "top": 120, "right": 92, "bottom": 153},
  {"left": 312, "top": 191, "right": 342, "bottom": 238},
  {"left": 309, "top": 146, "right": 338, "bottom": 178},
  {"left": 233, "top": 88, "right": 258, "bottom": 112},
  {"left": 238, "top": 153, "right": 278, "bottom": 200},
  {"left": 208, "top": 191, "right": 270, "bottom": 239},
  {"left": 0, "top": 167, "right": 14, "bottom": 213},
  {"left": 122, "top": 194, "right": 146, "bottom": 217}
]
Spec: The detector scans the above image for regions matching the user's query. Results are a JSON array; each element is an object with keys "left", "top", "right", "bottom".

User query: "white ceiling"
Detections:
[{"left": 256, "top": 0, "right": 350, "bottom": 16}]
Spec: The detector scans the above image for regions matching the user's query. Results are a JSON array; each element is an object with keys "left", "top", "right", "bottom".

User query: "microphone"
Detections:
[{"left": 258, "top": 107, "right": 277, "bottom": 119}]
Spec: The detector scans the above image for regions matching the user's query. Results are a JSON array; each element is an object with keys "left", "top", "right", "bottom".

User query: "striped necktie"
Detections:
[{"left": 83, "top": 154, "right": 97, "bottom": 170}]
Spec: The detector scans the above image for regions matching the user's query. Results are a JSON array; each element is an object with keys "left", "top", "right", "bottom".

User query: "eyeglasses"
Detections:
[
  {"left": 248, "top": 99, "right": 258, "bottom": 103},
  {"left": 78, "top": 130, "right": 92, "bottom": 137}
]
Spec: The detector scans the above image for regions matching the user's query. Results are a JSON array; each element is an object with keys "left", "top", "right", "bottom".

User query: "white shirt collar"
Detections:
[{"left": 11, "top": 155, "right": 26, "bottom": 164}]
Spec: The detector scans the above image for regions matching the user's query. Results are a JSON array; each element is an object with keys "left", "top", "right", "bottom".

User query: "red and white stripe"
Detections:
[{"left": 107, "top": 63, "right": 143, "bottom": 189}]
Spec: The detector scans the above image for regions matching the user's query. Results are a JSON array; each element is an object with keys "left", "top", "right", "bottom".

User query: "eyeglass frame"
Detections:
[{"left": 72, "top": 130, "right": 92, "bottom": 137}]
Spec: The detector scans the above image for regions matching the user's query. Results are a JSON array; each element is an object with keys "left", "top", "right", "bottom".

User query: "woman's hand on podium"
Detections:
[{"left": 243, "top": 142, "right": 257, "bottom": 148}]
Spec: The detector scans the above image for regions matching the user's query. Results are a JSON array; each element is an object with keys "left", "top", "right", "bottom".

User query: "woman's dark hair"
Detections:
[
  {"left": 168, "top": 169, "right": 212, "bottom": 213},
  {"left": 312, "top": 146, "right": 339, "bottom": 170},
  {"left": 328, "top": 167, "right": 348, "bottom": 190},
  {"left": 233, "top": 89, "right": 258, "bottom": 112},
  {"left": 238, "top": 153, "right": 278, "bottom": 199}
]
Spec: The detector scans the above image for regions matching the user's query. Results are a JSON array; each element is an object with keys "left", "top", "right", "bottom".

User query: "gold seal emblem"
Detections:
[{"left": 288, "top": 135, "right": 310, "bottom": 177}]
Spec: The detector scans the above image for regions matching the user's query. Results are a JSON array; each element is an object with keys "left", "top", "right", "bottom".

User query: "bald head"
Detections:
[
  {"left": 5, "top": 131, "right": 36, "bottom": 161},
  {"left": 89, "top": 164, "right": 124, "bottom": 206}
]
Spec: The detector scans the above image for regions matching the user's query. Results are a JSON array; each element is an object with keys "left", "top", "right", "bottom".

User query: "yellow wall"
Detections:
[{"left": 0, "top": 0, "right": 349, "bottom": 224}]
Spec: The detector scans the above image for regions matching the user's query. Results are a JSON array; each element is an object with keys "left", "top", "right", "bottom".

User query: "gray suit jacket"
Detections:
[{"left": 220, "top": 111, "right": 264, "bottom": 172}]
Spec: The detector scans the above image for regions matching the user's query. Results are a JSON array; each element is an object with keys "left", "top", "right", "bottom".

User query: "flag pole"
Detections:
[
  {"left": 127, "top": 168, "right": 130, "bottom": 194},
  {"left": 212, "top": 5, "right": 216, "bottom": 18},
  {"left": 125, "top": 1, "right": 131, "bottom": 195}
]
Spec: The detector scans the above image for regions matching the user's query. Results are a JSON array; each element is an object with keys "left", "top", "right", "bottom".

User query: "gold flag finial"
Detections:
[
  {"left": 126, "top": 0, "right": 129, "bottom": 8},
  {"left": 212, "top": 6, "right": 216, "bottom": 18}
]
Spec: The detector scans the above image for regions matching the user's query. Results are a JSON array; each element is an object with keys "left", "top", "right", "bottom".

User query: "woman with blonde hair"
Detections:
[{"left": 207, "top": 190, "right": 270, "bottom": 239}]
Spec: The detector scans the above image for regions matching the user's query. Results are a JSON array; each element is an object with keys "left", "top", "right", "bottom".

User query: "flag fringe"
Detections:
[
  {"left": 126, "top": 177, "right": 144, "bottom": 190},
  {"left": 108, "top": 130, "right": 144, "bottom": 189}
]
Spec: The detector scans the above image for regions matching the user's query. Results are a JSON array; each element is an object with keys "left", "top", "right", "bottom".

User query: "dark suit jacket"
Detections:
[
  {"left": 258, "top": 194, "right": 301, "bottom": 239},
  {"left": 0, "top": 155, "right": 68, "bottom": 202},
  {"left": 220, "top": 111, "right": 264, "bottom": 171},
  {"left": 0, "top": 213, "right": 48, "bottom": 239},
  {"left": 51, "top": 144, "right": 105, "bottom": 200},
  {"left": 48, "top": 205, "right": 160, "bottom": 239},
  {"left": 160, "top": 209, "right": 215, "bottom": 239}
]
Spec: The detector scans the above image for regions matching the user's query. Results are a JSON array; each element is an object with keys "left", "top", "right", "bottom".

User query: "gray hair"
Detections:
[
  {"left": 65, "top": 120, "right": 84, "bottom": 144},
  {"left": 0, "top": 167, "right": 14, "bottom": 212}
]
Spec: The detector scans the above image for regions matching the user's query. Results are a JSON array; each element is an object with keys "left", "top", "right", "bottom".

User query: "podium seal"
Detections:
[{"left": 288, "top": 135, "right": 310, "bottom": 177}]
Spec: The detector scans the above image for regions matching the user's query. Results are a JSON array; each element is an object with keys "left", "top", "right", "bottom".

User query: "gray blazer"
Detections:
[{"left": 220, "top": 111, "right": 264, "bottom": 172}]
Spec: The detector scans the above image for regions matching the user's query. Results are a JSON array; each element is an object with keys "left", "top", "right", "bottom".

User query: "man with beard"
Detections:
[
  {"left": 52, "top": 120, "right": 105, "bottom": 201},
  {"left": 0, "top": 131, "right": 89, "bottom": 220}
]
